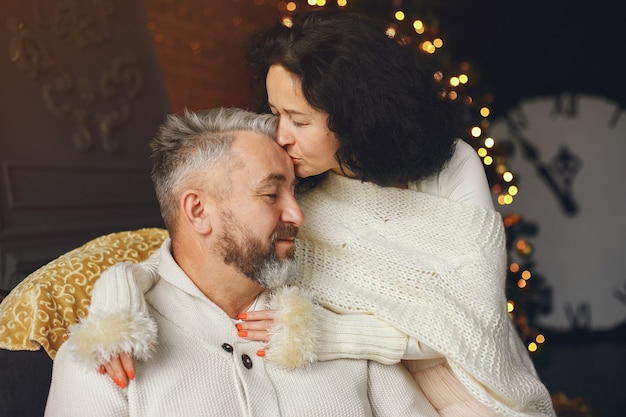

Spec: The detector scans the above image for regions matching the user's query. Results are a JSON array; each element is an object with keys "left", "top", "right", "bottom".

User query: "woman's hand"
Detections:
[
  {"left": 99, "top": 352, "right": 135, "bottom": 389},
  {"left": 236, "top": 309, "right": 275, "bottom": 343},
  {"left": 97, "top": 310, "right": 275, "bottom": 387}
]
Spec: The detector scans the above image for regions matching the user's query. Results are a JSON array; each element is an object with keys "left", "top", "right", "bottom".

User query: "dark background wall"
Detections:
[
  {"left": 0, "top": 0, "right": 168, "bottom": 291},
  {"left": 434, "top": 0, "right": 626, "bottom": 118},
  {"left": 141, "top": 0, "right": 278, "bottom": 113}
]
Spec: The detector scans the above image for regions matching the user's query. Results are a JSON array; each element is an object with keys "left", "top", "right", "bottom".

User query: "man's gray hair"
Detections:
[{"left": 150, "top": 107, "right": 278, "bottom": 232}]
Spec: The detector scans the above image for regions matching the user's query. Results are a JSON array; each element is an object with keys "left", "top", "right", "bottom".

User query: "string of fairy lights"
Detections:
[{"left": 260, "top": 0, "right": 548, "bottom": 356}]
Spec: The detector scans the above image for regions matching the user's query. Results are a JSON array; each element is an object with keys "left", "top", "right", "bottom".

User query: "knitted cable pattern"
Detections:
[{"left": 292, "top": 173, "right": 555, "bottom": 417}]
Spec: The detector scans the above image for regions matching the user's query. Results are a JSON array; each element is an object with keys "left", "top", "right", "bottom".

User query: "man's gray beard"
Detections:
[
  {"left": 218, "top": 216, "right": 297, "bottom": 290},
  {"left": 254, "top": 254, "right": 297, "bottom": 290}
]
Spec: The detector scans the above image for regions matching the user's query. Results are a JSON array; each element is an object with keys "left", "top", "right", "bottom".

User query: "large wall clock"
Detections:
[{"left": 489, "top": 94, "right": 626, "bottom": 331}]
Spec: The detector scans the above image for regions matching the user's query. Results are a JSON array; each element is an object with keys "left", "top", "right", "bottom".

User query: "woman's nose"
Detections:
[{"left": 276, "top": 120, "right": 293, "bottom": 147}]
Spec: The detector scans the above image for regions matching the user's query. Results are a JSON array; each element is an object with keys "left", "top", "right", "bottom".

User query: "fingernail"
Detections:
[
  {"left": 237, "top": 330, "right": 248, "bottom": 337},
  {"left": 98, "top": 366, "right": 105, "bottom": 375},
  {"left": 126, "top": 370, "right": 135, "bottom": 381},
  {"left": 237, "top": 313, "right": 247, "bottom": 320},
  {"left": 113, "top": 378, "right": 127, "bottom": 389},
  {"left": 256, "top": 350, "right": 266, "bottom": 357},
  {"left": 235, "top": 323, "right": 243, "bottom": 331}
]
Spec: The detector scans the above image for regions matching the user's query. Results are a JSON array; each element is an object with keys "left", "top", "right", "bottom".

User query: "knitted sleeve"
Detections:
[
  {"left": 64, "top": 251, "right": 160, "bottom": 368},
  {"left": 266, "top": 287, "right": 413, "bottom": 368}
]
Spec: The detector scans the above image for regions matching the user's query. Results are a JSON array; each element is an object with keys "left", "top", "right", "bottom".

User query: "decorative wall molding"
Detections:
[
  {"left": 32, "top": 0, "right": 114, "bottom": 50},
  {"left": 7, "top": 1, "right": 144, "bottom": 153}
]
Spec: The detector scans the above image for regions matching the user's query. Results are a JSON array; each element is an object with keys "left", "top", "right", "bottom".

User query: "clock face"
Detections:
[{"left": 490, "top": 94, "right": 626, "bottom": 331}]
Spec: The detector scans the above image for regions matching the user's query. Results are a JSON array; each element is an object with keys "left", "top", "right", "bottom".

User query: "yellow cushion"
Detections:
[{"left": 0, "top": 228, "right": 168, "bottom": 359}]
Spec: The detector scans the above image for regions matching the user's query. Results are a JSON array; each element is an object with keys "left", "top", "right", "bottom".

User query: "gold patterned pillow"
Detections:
[{"left": 0, "top": 228, "right": 168, "bottom": 359}]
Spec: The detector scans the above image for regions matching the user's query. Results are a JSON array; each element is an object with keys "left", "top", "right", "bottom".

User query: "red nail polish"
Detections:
[
  {"left": 126, "top": 370, "right": 135, "bottom": 381},
  {"left": 256, "top": 350, "right": 266, "bottom": 357},
  {"left": 113, "top": 378, "right": 127, "bottom": 389},
  {"left": 235, "top": 323, "right": 243, "bottom": 331},
  {"left": 237, "top": 330, "right": 248, "bottom": 337},
  {"left": 237, "top": 313, "right": 247, "bottom": 320}
]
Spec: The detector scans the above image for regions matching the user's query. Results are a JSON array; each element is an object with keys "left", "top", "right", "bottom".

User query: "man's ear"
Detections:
[{"left": 181, "top": 189, "right": 212, "bottom": 234}]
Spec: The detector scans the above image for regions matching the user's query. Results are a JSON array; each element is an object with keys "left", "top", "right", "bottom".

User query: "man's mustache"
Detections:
[{"left": 272, "top": 224, "right": 298, "bottom": 241}]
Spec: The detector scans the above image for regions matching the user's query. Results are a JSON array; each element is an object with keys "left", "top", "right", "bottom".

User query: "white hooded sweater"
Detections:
[{"left": 46, "top": 241, "right": 440, "bottom": 417}]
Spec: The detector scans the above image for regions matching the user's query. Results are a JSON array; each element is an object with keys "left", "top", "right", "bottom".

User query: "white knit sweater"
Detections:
[
  {"left": 76, "top": 141, "right": 554, "bottom": 416},
  {"left": 286, "top": 172, "right": 555, "bottom": 416},
  {"left": 45, "top": 241, "right": 441, "bottom": 417}
]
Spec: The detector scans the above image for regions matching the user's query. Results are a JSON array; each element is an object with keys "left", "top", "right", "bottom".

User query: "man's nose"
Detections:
[{"left": 282, "top": 196, "right": 305, "bottom": 227}]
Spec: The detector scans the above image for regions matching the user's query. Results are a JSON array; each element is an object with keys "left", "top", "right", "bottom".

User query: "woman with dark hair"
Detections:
[
  {"left": 72, "top": 11, "right": 554, "bottom": 417},
  {"left": 247, "top": 11, "right": 462, "bottom": 190}
]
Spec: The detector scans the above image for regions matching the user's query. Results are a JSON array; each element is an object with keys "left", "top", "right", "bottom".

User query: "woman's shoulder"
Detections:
[
  {"left": 451, "top": 138, "right": 479, "bottom": 161},
  {"left": 411, "top": 139, "right": 494, "bottom": 210}
]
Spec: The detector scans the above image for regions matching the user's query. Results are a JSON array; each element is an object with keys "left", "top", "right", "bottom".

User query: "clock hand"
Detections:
[
  {"left": 614, "top": 283, "right": 626, "bottom": 307},
  {"left": 609, "top": 105, "right": 624, "bottom": 129},
  {"left": 506, "top": 119, "right": 580, "bottom": 215}
]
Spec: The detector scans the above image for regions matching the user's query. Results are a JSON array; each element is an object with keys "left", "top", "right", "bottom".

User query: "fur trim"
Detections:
[
  {"left": 65, "top": 309, "right": 157, "bottom": 369},
  {"left": 266, "top": 286, "right": 320, "bottom": 369}
]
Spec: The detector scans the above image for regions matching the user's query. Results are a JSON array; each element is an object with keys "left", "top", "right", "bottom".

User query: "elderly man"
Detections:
[{"left": 44, "top": 108, "right": 438, "bottom": 417}]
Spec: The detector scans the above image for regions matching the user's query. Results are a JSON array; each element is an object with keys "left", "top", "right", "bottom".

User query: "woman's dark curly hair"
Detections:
[{"left": 248, "top": 11, "right": 463, "bottom": 188}]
